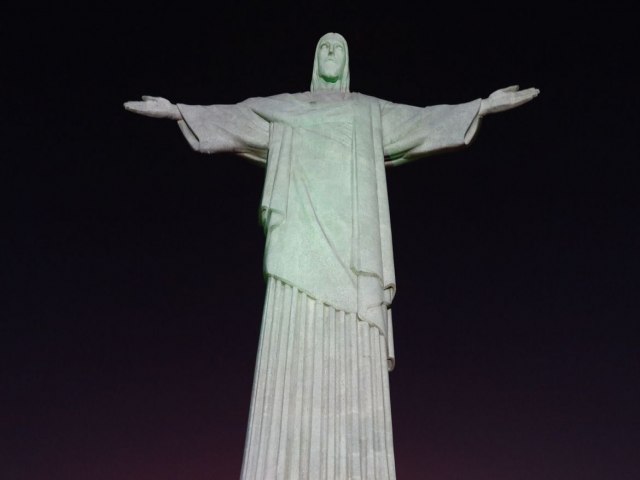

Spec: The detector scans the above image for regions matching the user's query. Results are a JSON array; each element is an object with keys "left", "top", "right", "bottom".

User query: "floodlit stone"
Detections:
[{"left": 124, "top": 32, "right": 538, "bottom": 480}]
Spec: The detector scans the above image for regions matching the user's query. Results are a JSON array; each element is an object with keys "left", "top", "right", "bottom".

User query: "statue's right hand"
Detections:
[{"left": 123, "top": 96, "right": 181, "bottom": 120}]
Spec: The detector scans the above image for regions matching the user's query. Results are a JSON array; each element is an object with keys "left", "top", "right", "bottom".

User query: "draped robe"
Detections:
[
  {"left": 177, "top": 91, "right": 480, "bottom": 367},
  {"left": 176, "top": 91, "right": 481, "bottom": 479}
]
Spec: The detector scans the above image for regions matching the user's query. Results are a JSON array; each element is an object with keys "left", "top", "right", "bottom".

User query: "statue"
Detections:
[{"left": 125, "top": 32, "right": 538, "bottom": 480}]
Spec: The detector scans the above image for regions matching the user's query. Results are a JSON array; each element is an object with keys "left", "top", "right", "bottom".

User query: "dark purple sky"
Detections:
[{"left": 3, "top": 7, "right": 638, "bottom": 480}]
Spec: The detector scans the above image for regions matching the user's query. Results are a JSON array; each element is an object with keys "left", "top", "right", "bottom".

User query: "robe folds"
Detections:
[
  {"left": 177, "top": 92, "right": 481, "bottom": 370},
  {"left": 177, "top": 92, "right": 480, "bottom": 479}
]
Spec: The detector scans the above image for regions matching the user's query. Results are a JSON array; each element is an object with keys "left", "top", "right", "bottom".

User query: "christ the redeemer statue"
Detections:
[{"left": 125, "top": 32, "right": 538, "bottom": 480}]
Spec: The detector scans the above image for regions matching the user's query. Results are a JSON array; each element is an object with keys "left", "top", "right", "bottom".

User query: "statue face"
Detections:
[{"left": 317, "top": 37, "right": 346, "bottom": 83}]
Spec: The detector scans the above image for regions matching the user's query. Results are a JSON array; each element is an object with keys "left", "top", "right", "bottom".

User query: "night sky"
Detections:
[{"left": 2, "top": 7, "right": 638, "bottom": 480}]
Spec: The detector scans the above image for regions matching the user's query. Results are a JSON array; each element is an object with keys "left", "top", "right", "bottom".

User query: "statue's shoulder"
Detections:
[
  {"left": 241, "top": 92, "right": 310, "bottom": 107},
  {"left": 253, "top": 92, "right": 387, "bottom": 104},
  {"left": 265, "top": 92, "right": 385, "bottom": 104},
  {"left": 351, "top": 92, "right": 387, "bottom": 104},
  {"left": 241, "top": 92, "right": 389, "bottom": 106},
  {"left": 275, "top": 92, "right": 310, "bottom": 101}
]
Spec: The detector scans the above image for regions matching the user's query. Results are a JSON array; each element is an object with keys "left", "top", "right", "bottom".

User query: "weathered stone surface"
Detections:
[{"left": 124, "top": 32, "right": 538, "bottom": 479}]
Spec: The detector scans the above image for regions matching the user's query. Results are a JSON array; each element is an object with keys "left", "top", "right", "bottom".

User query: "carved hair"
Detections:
[{"left": 311, "top": 32, "right": 350, "bottom": 93}]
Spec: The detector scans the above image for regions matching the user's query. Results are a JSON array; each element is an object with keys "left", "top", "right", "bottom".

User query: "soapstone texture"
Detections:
[{"left": 124, "top": 32, "right": 538, "bottom": 480}]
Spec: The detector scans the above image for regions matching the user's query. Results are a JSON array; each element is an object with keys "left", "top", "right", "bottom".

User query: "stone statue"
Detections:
[{"left": 125, "top": 32, "right": 538, "bottom": 480}]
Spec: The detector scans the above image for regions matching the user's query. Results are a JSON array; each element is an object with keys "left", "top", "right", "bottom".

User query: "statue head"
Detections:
[{"left": 311, "top": 32, "right": 350, "bottom": 93}]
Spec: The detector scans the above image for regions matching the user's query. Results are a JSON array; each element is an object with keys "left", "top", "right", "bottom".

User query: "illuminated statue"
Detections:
[{"left": 125, "top": 32, "right": 538, "bottom": 480}]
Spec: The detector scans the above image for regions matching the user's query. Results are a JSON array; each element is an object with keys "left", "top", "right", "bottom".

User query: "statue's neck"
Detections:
[
  {"left": 310, "top": 73, "right": 349, "bottom": 95},
  {"left": 317, "top": 81, "right": 340, "bottom": 91}
]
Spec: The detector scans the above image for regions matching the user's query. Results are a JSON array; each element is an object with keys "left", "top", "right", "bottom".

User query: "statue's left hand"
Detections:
[{"left": 479, "top": 85, "right": 540, "bottom": 116}]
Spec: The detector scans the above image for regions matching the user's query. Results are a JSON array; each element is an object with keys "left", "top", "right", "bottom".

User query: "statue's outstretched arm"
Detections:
[
  {"left": 124, "top": 96, "right": 182, "bottom": 120},
  {"left": 479, "top": 85, "right": 540, "bottom": 117}
]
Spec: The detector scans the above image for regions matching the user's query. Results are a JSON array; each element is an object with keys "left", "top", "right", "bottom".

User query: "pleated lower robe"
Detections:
[{"left": 240, "top": 277, "right": 396, "bottom": 480}]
